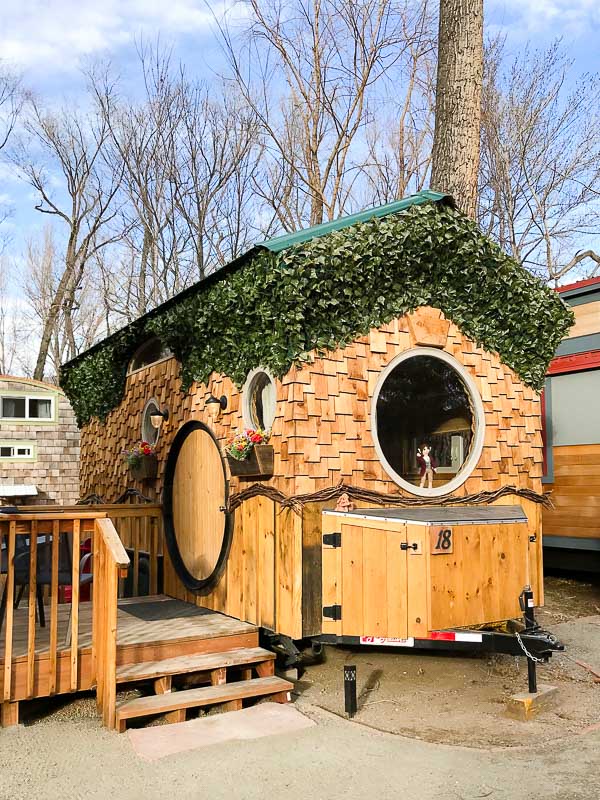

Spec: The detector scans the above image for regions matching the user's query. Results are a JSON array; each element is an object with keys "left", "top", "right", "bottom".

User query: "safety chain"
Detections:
[{"left": 515, "top": 631, "right": 545, "bottom": 664}]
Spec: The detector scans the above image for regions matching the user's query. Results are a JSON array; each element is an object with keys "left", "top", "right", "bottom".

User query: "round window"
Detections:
[
  {"left": 141, "top": 398, "right": 161, "bottom": 446},
  {"left": 242, "top": 369, "right": 276, "bottom": 431},
  {"left": 371, "top": 348, "right": 485, "bottom": 497}
]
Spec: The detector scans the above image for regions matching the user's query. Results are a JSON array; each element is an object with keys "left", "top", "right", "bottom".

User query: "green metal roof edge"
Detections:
[
  {"left": 62, "top": 191, "right": 452, "bottom": 371},
  {"left": 258, "top": 190, "right": 453, "bottom": 253}
]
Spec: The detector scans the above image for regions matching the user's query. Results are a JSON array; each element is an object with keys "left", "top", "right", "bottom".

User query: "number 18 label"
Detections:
[{"left": 430, "top": 526, "right": 453, "bottom": 555}]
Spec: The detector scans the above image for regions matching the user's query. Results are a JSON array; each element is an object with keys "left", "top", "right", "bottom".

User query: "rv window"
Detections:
[
  {"left": 372, "top": 349, "right": 484, "bottom": 496},
  {"left": 242, "top": 369, "right": 276, "bottom": 431}
]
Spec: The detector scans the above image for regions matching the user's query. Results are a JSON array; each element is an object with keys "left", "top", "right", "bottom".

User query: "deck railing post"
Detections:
[{"left": 92, "top": 517, "right": 130, "bottom": 730}]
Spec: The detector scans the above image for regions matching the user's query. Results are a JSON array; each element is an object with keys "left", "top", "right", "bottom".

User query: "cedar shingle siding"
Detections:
[{"left": 0, "top": 377, "right": 79, "bottom": 505}]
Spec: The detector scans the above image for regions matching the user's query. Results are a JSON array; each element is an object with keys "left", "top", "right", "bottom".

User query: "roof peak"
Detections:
[{"left": 258, "top": 190, "right": 453, "bottom": 254}]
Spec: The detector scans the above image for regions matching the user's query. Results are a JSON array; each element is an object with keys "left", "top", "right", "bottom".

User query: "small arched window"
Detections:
[
  {"left": 128, "top": 337, "right": 173, "bottom": 374},
  {"left": 242, "top": 368, "right": 277, "bottom": 431}
]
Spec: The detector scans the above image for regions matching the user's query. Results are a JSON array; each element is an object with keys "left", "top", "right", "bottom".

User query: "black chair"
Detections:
[
  {"left": 0, "top": 507, "right": 43, "bottom": 630},
  {"left": 0, "top": 509, "right": 93, "bottom": 633}
]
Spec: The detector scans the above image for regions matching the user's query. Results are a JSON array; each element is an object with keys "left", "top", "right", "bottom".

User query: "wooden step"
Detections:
[
  {"left": 116, "top": 647, "right": 276, "bottom": 684},
  {"left": 115, "top": 676, "right": 293, "bottom": 732}
]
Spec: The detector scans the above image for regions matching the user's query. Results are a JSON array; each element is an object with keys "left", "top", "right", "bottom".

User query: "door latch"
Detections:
[{"left": 400, "top": 542, "right": 418, "bottom": 551}]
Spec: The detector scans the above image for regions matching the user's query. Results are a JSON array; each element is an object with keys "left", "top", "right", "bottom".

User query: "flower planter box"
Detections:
[
  {"left": 129, "top": 454, "right": 158, "bottom": 482},
  {"left": 226, "top": 444, "right": 274, "bottom": 479}
]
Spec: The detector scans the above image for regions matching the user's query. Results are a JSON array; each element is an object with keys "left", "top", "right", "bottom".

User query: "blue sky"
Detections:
[{"left": 1, "top": 0, "right": 599, "bottom": 288}]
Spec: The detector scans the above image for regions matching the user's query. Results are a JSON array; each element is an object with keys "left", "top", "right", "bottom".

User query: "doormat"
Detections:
[
  {"left": 128, "top": 704, "right": 315, "bottom": 761},
  {"left": 120, "top": 599, "right": 212, "bottom": 621}
]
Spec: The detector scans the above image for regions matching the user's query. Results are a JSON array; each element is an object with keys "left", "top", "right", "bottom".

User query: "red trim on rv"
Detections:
[
  {"left": 547, "top": 350, "right": 600, "bottom": 376},
  {"left": 555, "top": 275, "right": 600, "bottom": 294}
]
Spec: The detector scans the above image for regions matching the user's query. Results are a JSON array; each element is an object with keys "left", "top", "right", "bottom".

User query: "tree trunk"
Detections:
[
  {"left": 33, "top": 265, "right": 73, "bottom": 380},
  {"left": 430, "top": 0, "right": 484, "bottom": 218}
]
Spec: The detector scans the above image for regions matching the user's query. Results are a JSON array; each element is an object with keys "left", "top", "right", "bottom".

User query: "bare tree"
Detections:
[
  {"left": 359, "top": 15, "right": 436, "bottom": 205},
  {"left": 173, "top": 76, "right": 260, "bottom": 275},
  {"left": 221, "top": 0, "right": 431, "bottom": 229},
  {"left": 10, "top": 98, "right": 123, "bottom": 379},
  {"left": 23, "top": 227, "right": 104, "bottom": 377},
  {"left": 479, "top": 41, "right": 600, "bottom": 283},
  {"left": 430, "top": 0, "right": 484, "bottom": 217},
  {"left": 91, "top": 43, "right": 260, "bottom": 315},
  {"left": 0, "top": 63, "right": 23, "bottom": 250},
  {"left": 0, "top": 258, "right": 27, "bottom": 375}
]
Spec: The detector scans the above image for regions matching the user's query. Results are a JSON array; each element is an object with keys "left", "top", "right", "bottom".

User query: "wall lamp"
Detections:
[
  {"left": 206, "top": 394, "right": 227, "bottom": 420},
  {"left": 149, "top": 407, "right": 169, "bottom": 429}
]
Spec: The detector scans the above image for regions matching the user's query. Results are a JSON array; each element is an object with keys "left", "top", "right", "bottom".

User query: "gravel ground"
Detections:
[
  {"left": 293, "top": 573, "right": 600, "bottom": 748},
  {"left": 1, "top": 574, "right": 599, "bottom": 799},
  {"left": 2, "top": 702, "right": 600, "bottom": 800}
]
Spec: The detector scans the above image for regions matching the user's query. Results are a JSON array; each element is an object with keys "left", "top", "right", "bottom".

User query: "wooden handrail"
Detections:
[
  {"left": 92, "top": 517, "right": 130, "bottom": 729},
  {"left": 0, "top": 512, "right": 108, "bottom": 521},
  {"left": 95, "top": 518, "right": 130, "bottom": 569},
  {"left": 12, "top": 503, "right": 162, "bottom": 514}
]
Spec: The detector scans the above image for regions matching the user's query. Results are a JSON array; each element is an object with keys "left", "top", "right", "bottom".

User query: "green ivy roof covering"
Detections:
[{"left": 60, "top": 193, "right": 573, "bottom": 426}]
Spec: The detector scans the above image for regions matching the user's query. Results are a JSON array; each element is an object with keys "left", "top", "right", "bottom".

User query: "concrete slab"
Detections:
[
  {"left": 127, "top": 703, "right": 315, "bottom": 762},
  {"left": 506, "top": 684, "right": 559, "bottom": 721}
]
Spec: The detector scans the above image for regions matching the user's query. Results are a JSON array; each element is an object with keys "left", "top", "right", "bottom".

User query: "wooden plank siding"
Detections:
[
  {"left": 543, "top": 444, "right": 600, "bottom": 540},
  {"left": 569, "top": 300, "right": 600, "bottom": 339},
  {"left": 78, "top": 306, "right": 546, "bottom": 638}
]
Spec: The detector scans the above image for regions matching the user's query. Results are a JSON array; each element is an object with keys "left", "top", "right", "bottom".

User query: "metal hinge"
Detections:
[
  {"left": 323, "top": 531, "right": 342, "bottom": 548},
  {"left": 323, "top": 604, "right": 342, "bottom": 621}
]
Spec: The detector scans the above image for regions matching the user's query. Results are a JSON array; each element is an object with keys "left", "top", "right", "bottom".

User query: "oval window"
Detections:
[
  {"left": 242, "top": 369, "right": 276, "bottom": 430},
  {"left": 371, "top": 348, "right": 485, "bottom": 497},
  {"left": 141, "top": 398, "right": 161, "bottom": 446}
]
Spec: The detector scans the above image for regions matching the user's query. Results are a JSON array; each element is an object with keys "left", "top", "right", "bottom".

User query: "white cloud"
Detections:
[
  {"left": 489, "top": 0, "right": 600, "bottom": 36},
  {"left": 0, "top": 0, "right": 224, "bottom": 74}
]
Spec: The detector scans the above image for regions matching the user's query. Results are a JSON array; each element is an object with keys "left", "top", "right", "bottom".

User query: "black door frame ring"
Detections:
[{"left": 162, "top": 420, "right": 233, "bottom": 595}]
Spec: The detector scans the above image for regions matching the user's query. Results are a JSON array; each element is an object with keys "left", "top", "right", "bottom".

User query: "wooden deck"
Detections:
[
  {"left": 0, "top": 508, "right": 287, "bottom": 731},
  {"left": 0, "top": 595, "right": 259, "bottom": 702}
]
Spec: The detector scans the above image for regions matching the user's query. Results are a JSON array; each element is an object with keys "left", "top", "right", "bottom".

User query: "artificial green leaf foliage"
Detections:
[{"left": 60, "top": 203, "right": 574, "bottom": 426}]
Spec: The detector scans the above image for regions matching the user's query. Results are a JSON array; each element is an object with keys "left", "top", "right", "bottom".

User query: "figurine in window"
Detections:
[{"left": 416, "top": 444, "right": 437, "bottom": 489}]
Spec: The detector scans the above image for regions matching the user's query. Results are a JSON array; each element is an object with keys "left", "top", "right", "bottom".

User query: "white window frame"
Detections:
[
  {"left": 0, "top": 394, "right": 56, "bottom": 422},
  {"left": 370, "top": 347, "right": 486, "bottom": 498},
  {"left": 0, "top": 441, "right": 36, "bottom": 460}
]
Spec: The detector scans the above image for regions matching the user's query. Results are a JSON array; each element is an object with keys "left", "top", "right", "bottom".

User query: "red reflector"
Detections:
[{"left": 429, "top": 631, "right": 456, "bottom": 641}]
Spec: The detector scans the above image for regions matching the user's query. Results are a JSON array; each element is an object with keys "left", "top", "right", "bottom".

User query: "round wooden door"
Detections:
[{"left": 163, "top": 421, "right": 232, "bottom": 594}]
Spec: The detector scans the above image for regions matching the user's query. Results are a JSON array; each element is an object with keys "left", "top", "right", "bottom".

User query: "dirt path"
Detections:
[{"left": 1, "top": 703, "right": 600, "bottom": 800}]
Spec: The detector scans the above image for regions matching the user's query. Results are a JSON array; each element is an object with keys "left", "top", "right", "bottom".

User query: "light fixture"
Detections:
[
  {"left": 149, "top": 407, "right": 169, "bottom": 429},
  {"left": 206, "top": 394, "right": 227, "bottom": 420}
]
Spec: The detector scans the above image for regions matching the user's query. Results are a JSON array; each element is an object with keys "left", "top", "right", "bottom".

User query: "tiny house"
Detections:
[
  {"left": 542, "top": 276, "right": 600, "bottom": 570},
  {"left": 61, "top": 191, "right": 572, "bottom": 646},
  {"left": 0, "top": 376, "right": 79, "bottom": 505}
]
